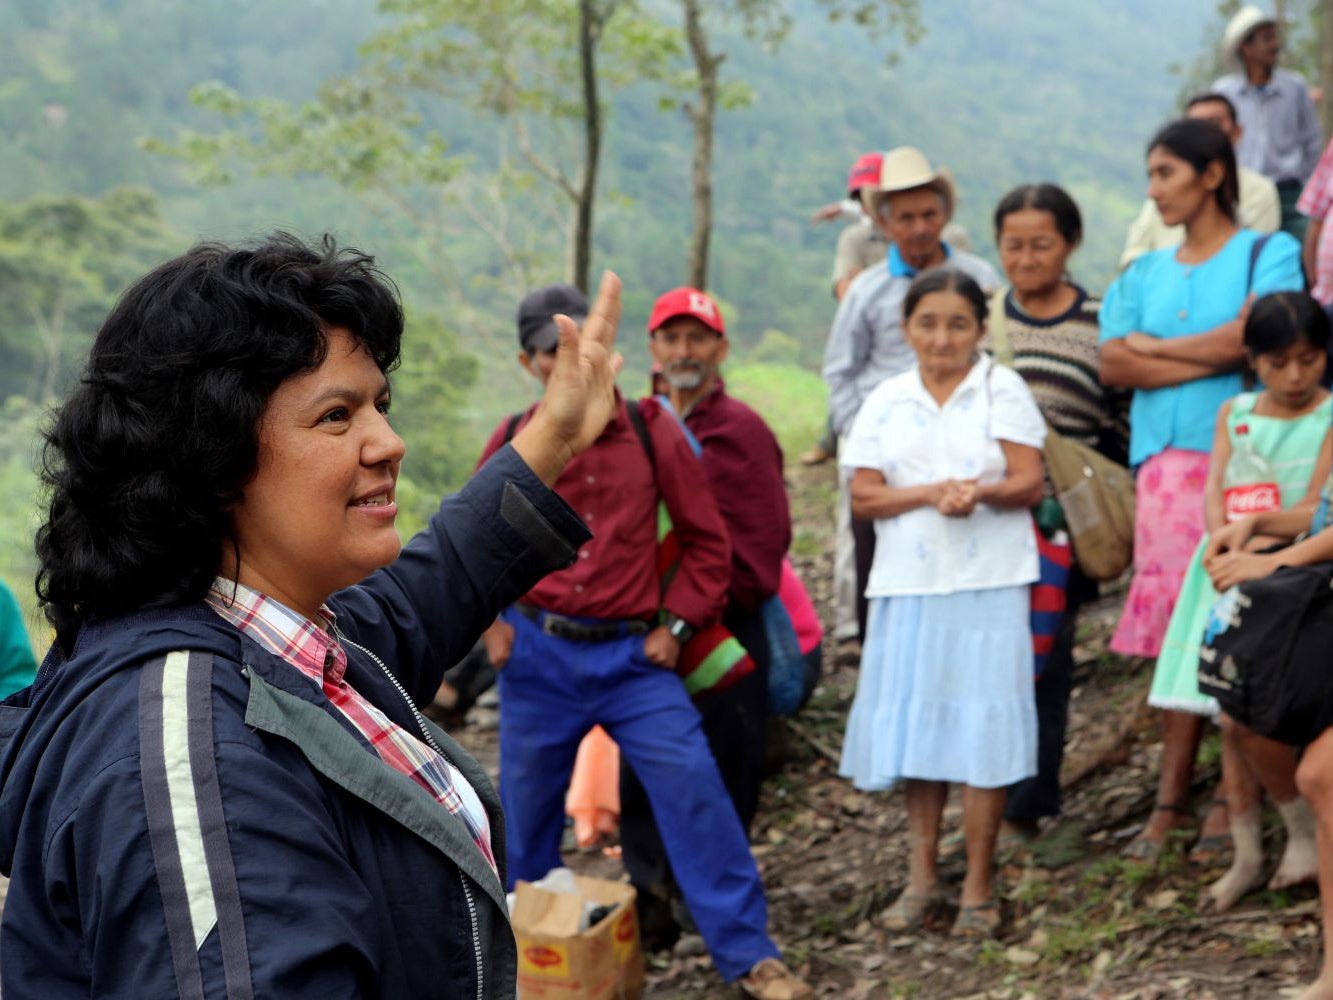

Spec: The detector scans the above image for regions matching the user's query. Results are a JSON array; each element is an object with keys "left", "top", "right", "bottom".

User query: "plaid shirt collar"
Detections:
[
  {"left": 205, "top": 578, "right": 348, "bottom": 687},
  {"left": 205, "top": 577, "right": 499, "bottom": 876}
]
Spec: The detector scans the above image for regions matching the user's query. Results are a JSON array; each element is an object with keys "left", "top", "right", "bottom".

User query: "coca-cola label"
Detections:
[{"left": 1224, "top": 482, "right": 1281, "bottom": 521}]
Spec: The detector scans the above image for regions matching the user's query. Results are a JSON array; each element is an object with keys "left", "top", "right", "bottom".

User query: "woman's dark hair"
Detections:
[
  {"left": 36, "top": 232, "right": 404, "bottom": 649},
  {"left": 902, "top": 267, "right": 988, "bottom": 326},
  {"left": 1244, "top": 291, "right": 1332, "bottom": 355},
  {"left": 992, "top": 183, "right": 1083, "bottom": 246},
  {"left": 1147, "top": 117, "right": 1240, "bottom": 222}
]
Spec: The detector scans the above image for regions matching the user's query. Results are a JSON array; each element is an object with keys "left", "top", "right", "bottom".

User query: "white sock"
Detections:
[
  {"left": 1207, "top": 809, "right": 1264, "bottom": 911},
  {"left": 1277, "top": 797, "right": 1317, "bottom": 841},
  {"left": 1271, "top": 797, "right": 1320, "bottom": 890}
]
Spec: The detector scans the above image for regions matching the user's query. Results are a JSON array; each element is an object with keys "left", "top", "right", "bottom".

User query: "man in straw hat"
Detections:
[
  {"left": 821, "top": 146, "right": 999, "bottom": 641},
  {"left": 1212, "top": 4, "right": 1322, "bottom": 238}
]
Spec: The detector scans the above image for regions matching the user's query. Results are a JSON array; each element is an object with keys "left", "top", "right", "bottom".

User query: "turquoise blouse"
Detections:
[{"left": 1099, "top": 228, "right": 1304, "bottom": 466}]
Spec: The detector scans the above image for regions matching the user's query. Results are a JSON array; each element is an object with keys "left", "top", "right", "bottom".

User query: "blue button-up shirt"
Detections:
[
  {"left": 822, "top": 242, "right": 1000, "bottom": 435},
  {"left": 1213, "top": 69, "right": 1323, "bottom": 185}
]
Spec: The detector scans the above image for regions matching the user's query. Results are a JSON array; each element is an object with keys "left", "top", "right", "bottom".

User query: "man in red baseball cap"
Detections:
[
  {"left": 810, "top": 151, "right": 888, "bottom": 302},
  {"left": 478, "top": 284, "right": 807, "bottom": 1000},
  {"left": 621, "top": 287, "right": 806, "bottom": 1000}
]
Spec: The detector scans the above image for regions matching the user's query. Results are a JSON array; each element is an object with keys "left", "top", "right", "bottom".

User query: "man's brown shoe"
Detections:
[
  {"left": 798, "top": 444, "right": 833, "bottom": 466},
  {"left": 738, "top": 958, "right": 813, "bottom": 1000}
]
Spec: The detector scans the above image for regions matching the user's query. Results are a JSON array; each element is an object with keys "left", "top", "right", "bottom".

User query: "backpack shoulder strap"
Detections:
[
  {"left": 502, "top": 411, "right": 523, "bottom": 444},
  {"left": 1246, "top": 232, "right": 1274, "bottom": 294},
  {"left": 625, "top": 399, "right": 656, "bottom": 472}
]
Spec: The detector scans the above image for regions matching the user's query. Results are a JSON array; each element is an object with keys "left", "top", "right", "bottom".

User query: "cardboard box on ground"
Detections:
[{"left": 512, "top": 873, "right": 644, "bottom": 1000}]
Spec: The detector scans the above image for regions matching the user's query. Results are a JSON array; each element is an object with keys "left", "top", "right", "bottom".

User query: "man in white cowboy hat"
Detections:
[
  {"left": 1211, "top": 4, "right": 1322, "bottom": 238},
  {"left": 821, "top": 145, "right": 999, "bottom": 641}
]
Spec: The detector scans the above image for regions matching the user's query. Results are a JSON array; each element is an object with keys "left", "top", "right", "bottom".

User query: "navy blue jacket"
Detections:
[{"left": 0, "top": 447, "right": 589, "bottom": 999}]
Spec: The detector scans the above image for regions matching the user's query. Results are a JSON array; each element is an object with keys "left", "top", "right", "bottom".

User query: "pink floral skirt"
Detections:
[{"left": 1110, "top": 449, "right": 1210, "bottom": 658}]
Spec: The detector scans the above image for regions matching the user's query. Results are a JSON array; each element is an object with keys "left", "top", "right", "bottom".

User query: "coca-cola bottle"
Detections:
[{"left": 1223, "top": 423, "right": 1281, "bottom": 522}]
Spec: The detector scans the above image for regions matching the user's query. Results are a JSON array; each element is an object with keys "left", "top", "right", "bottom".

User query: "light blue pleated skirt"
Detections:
[{"left": 839, "top": 587, "right": 1037, "bottom": 790}]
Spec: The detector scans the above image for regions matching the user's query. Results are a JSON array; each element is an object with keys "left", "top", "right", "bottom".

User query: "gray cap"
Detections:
[{"left": 516, "top": 283, "right": 588, "bottom": 354}]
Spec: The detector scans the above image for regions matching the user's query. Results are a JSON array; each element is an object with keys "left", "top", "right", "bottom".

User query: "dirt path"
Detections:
[{"left": 447, "top": 462, "right": 1323, "bottom": 998}]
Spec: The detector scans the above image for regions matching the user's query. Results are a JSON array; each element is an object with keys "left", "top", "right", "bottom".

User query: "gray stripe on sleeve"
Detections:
[
  {"left": 139, "top": 653, "right": 207, "bottom": 1000},
  {"left": 186, "top": 650, "right": 255, "bottom": 1000}
]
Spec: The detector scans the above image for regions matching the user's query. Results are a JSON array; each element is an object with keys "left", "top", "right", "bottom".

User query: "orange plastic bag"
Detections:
[{"left": 565, "top": 726, "right": 620, "bottom": 848}]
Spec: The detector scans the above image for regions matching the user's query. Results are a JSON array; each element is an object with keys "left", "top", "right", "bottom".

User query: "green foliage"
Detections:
[
  {"left": 730, "top": 0, "right": 925, "bottom": 53},
  {"left": 392, "top": 310, "right": 482, "bottom": 497},
  {"left": 0, "top": 186, "right": 176, "bottom": 401},
  {"left": 724, "top": 361, "right": 827, "bottom": 459},
  {"left": 746, "top": 328, "right": 810, "bottom": 366},
  {"left": 149, "top": 0, "right": 685, "bottom": 296}
]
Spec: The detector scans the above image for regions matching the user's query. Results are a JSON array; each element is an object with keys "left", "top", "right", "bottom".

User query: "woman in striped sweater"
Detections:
[{"left": 982, "top": 183, "right": 1129, "bottom": 842}]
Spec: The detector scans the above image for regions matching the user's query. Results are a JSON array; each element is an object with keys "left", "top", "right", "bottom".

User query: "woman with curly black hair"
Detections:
[{"left": 0, "top": 232, "right": 623, "bottom": 999}]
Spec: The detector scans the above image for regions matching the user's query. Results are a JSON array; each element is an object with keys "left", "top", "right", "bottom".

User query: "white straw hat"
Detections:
[
  {"left": 1221, "top": 5, "right": 1275, "bottom": 62},
  {"left": 865, "top": 146, "right": 955, "bottom": 216}
]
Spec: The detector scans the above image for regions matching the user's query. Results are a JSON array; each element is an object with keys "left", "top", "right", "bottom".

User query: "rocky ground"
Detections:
[{"left": 446, "top": 461, "right": 1325, "bottom": 999}]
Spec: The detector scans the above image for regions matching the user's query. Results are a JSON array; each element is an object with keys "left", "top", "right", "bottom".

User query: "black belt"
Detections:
[{"left": 515, "top": 604, "right": 653, "bottom": 642}]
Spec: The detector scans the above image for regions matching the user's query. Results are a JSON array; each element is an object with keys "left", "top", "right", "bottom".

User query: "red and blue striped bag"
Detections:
[{"left": 1032, "top": 525, "right": 1072, "bottom": 680}]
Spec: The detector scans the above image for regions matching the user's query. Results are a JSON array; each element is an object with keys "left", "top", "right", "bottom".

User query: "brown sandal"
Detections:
[
  {"left": 952, "top": 901, "right": 1001, "bottom": 939},
  {"left": 738, "top": 958, "right": 813, "bottom": 1000},
  {"left": 880, "top": 890, "right": 943, "bottom": 931},
  {"left": 1123, "top": 802, "right": 1194, "bottom": 863}
]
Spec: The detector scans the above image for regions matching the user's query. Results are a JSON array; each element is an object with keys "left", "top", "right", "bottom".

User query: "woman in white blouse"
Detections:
[{"left": 840, "top": 267, "right": 1046, "bottom": 938}]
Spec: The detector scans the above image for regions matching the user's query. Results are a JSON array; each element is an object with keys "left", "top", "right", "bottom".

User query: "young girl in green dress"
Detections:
[{"left": 1150, "top": 291, "right": 1331, "bottom": 909}]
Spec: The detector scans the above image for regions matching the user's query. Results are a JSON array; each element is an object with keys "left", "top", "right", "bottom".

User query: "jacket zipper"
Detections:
[{"left": 337, "top": 632, "right": 486, "bottom": 1000}]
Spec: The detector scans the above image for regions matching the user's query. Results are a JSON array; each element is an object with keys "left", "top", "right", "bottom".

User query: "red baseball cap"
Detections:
[
  {"left": 847, "top": 151, "right": 884, "bottom": 197},
  {"left": 648, "top": 287, "right": 725, "bottom": 336}
]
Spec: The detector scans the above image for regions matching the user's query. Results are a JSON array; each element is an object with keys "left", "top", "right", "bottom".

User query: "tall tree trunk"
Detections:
[
  {"left": 572, "top": 0, "right": 603, "bottom": 293},
  {"left": 1321, "top": 0, "right": 1333, "bottom": 140},
  {"left": 38, "top": 291, "right": 66, "bottom": 404},
  {"left": 683, "top": 0, "right": 720, "bottom": 291}
]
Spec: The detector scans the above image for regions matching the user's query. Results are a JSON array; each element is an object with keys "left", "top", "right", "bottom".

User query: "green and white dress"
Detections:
[{"left": 1149, "top": 391, "right": 1332, "bottom": 715}]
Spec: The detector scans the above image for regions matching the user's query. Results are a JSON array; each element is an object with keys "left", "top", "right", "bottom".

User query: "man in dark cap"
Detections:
[{"left": 475, "top": 284, "right": 812, "bottom": 1000}]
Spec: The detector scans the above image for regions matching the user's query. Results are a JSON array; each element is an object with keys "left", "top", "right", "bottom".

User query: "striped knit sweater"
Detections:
[{"left": 981, "top": 285, "right": 1130, "bottom": 464}]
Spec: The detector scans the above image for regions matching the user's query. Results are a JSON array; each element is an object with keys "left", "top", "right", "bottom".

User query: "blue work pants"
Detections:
[{"left": 496, "top": 612, "right": 778, "bottom": 981}]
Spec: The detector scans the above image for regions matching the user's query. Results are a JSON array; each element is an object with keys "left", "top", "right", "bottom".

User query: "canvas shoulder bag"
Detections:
[{"left": 988, "top": 288, "right": 1136, "bottom": 581}]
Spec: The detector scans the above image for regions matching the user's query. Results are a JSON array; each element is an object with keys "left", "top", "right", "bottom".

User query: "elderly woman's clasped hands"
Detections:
[{"left": 931, "top": 478, "right": 981, "bottom": 517}]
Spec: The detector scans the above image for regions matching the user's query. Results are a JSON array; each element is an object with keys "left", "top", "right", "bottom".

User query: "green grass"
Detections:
[
  {"left": 724, "top": 362, "right": 828, "bottom": 461},
  {"left": 790, "top": 528, "right": 825, "bottom": 559}
]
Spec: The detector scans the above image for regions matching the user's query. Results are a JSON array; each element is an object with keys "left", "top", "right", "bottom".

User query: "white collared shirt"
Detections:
[{"left": 842, "top": 355, "right": 1046, "bottom": 597}]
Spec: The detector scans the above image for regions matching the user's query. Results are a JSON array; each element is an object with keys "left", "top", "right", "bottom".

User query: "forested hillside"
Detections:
[{"left": 2, "top": 0, "right": 1221, "bottom": 343}]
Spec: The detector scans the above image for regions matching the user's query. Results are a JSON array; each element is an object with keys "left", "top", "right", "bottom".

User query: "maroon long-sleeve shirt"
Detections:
[
  {"left": 678, "top": 382, "right": 791, "bottom": 613},
  {"left": 477, "top": 395, "right": 730, "bottom": 626}
]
